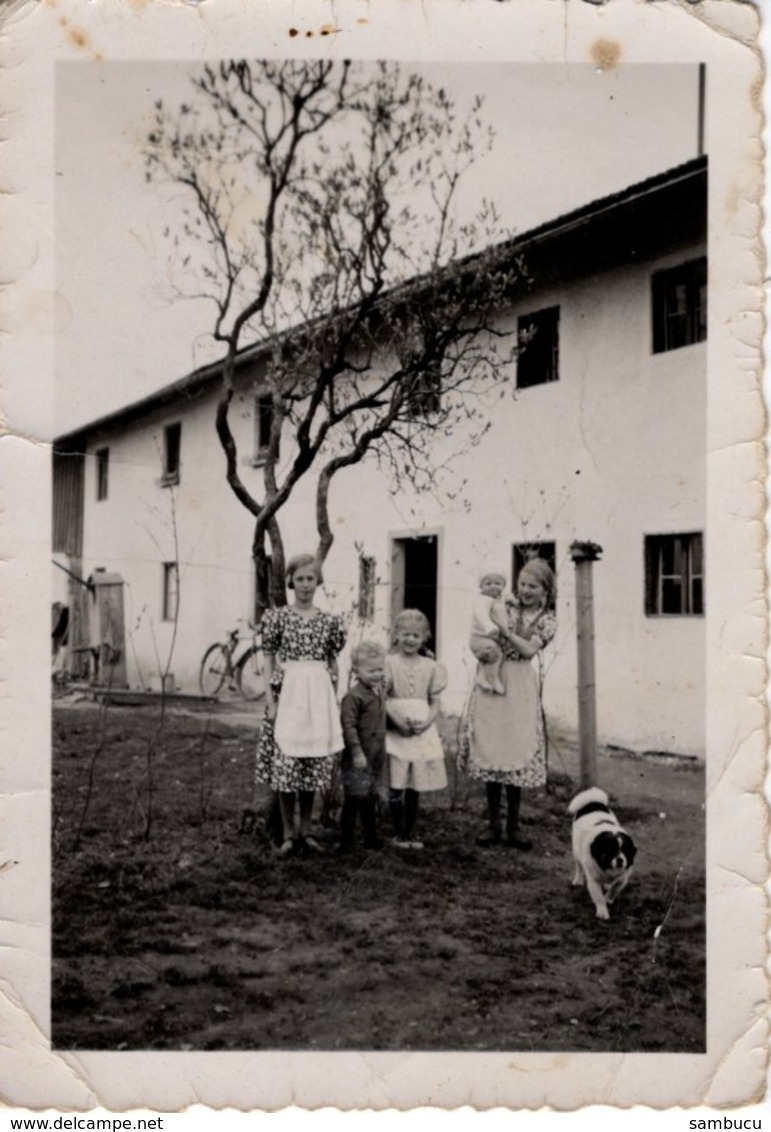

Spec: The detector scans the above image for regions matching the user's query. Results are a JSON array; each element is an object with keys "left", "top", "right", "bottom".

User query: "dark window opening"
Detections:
[
  {"left": 652, "top": 257, "right": 707, "bottom": 353},
  {"left": 407, "top": 360, "right": 441, "bottom": 417},
  {"left": 162, "top": 422, "right": 181, "bottom": 486},
  {"left": 358, "top": 555, "right": 376, "bottom": 621},
  {"left": 255, "top": 394, "right": 280, "bottom": 462},
  {"left": 96, "top": 447, "right": 109, "bottom": 502},
  {"left": 162, "top": 562, "right": 179, "bottom": 622},
  {"left": 645, "top": 533, "right": 704, "bottom": 616},
  {"left": 517, "top": 306, "right": 559, "bottom": 388},
  {"left": 512, "top": 541, "right": 557, "bottom": 605}
]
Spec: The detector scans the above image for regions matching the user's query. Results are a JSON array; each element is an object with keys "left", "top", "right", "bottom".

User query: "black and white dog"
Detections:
[{"left": 568, "top": 787, "right": 637, "bottom": 920}]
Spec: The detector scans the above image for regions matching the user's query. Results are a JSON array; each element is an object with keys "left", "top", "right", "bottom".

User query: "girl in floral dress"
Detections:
[
  {"left": 255, "top": 554, "right": 346, "bottom": 856},
  {"left": 385, "top": 609, "right": 447, "bottom": 850},
  {"left": 464, "top": 558, "right": 556, "bottom": 850}
]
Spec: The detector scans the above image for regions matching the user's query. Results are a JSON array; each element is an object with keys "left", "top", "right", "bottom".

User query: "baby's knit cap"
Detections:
[{"left": 479, "top": 565, "right": 507, "bottom": 585}]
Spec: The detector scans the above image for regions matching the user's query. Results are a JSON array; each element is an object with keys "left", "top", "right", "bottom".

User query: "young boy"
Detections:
[
  {"left": 469, "top": 571, "right": 513, "bottom": 694},
  {"left": 339, "top": 640, "right": 387, "bottom": 851}
]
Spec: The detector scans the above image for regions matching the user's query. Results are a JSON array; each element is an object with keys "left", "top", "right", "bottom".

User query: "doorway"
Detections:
[{"left": 390, "top": 535, "right": 439, "bottom": 649}]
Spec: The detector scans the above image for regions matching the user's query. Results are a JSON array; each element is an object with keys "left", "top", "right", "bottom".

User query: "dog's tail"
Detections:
[{"left": 567, "top": 786, "right": 609, "bottom": 815}]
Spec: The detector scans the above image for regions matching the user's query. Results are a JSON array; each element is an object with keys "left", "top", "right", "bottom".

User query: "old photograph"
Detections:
[
  {"left": 51, "top": 57, "right": 707, "bottom": 1053},
  {"left": 1, "top": 0, "right": 765, "bottom": 1113}
]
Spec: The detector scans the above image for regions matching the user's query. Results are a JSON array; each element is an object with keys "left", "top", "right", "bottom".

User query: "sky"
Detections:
[{"left": 55, "top": 61, "right": 702, "bottom": 435}]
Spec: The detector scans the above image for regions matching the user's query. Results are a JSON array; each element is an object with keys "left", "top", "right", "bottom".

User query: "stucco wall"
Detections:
[{"left": 75, "top": 239, "right": 706, "bottom": 756}]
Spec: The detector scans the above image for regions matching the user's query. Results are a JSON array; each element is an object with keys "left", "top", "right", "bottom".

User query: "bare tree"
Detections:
[{"left": 146, "top": 60, "right": 520, "bottom": 614}]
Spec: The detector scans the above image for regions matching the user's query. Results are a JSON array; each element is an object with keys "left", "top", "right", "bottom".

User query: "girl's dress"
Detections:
[
  {"left": 255, "top": 606, "right": 346, "bottom": 793},
  {"left": 464, "top": 604, "right": 556, "bottom": 788},
  {"left": 386, "top": 653, "right": 448, "bottom": 792}
]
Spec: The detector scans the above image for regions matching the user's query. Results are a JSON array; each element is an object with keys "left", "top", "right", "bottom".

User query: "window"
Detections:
[
  {"left": 95, "top": 447, "right": 109, "bottom": 501},
  {"left": 652, "top": 257, "right": 707, "bottom": 353},
  {"left": 162, "top": 422, "right": 181, "bottom": 486},
  {"left": 516, "top": 306, "right": 559, "bottom": 388},
  {"left": 358, "top": 555, "right": 376, "bottom": 621},
  {"left": 162, "top": 562, "right": 179, "bottom": 622},
  {"left": 407, "top": 360, "right": 441, "bottom": 417},
  {"left": 254, "top": 395, "right": 279, "bottom": 463},
  {"left": 645, "top": 533, "right": 703, "bottom": 615},
  {"left": 512, "top": 541, "right": 557, "bottom": 599}
]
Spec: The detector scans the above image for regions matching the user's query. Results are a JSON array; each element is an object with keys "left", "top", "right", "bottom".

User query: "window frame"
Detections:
[
  {"left": 512, "top": 540, "right": 557, "bottom": 605},
  {"left": 254, "top": 394, "right": 280, "bottom": 465},
  {"left": 651, "top": 256, "right": 707, "bottom": 354},
  {"left": 358, "top": 555, "right": 376, "bottom": 621},
  {"left": 516, "top": 305, "right": 560, "bottom": 389},
  {"left": 95, "top": 446, "right": 109, "bottom": 502},
  {"left": 644, "top": 532, "right": 704, "bottom": 617},
  {"left": 407, "top": 359, "right": 442, "bottom": 418},
  {"left": 162, "top": 561, "right": 179, "bottom": 623},
  {"left": 162, "top": 422, "right": 182, "bottom": 487}
]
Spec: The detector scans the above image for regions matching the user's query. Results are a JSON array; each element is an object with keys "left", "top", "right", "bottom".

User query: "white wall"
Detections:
[
  {"left": 76, "top": 240, "right": 706, "bottom": 756},
  {"left": 80, "top": 387, "right": 260, "bottom": 692}
]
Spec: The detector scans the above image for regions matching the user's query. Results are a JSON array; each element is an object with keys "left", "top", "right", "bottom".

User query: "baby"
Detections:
[{"left": 469, "top": 571, "right": 513, "bottom": 694}]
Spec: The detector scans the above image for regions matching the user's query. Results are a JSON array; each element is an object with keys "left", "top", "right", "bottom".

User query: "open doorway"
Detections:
[{"left": 390, "top": 534, "right": 439, "bottom": 650}]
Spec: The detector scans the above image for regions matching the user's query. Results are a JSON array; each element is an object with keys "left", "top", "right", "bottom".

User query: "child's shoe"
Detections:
[
  {"left": 506, "top": 832, "right": 532, "bottom": 851},
  {"left": 296, "top": 833, "right": 323, "bottom": 855},
  {"left": 476, "top": 823, "right": 502, "bottom": 847}
]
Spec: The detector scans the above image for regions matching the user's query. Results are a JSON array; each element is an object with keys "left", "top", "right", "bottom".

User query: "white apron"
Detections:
[
  {"left": 274, "top": 660, "right": 343, "bottom": 758},
  {"left": 385, "top": 698, "right": 445, "bottom": 763},
  {"left": 470, "top": 658, "right": 540, "bottom": 772}
]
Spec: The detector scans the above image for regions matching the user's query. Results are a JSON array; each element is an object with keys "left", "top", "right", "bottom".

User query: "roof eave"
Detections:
[{"left": 54, "top": 155, "right": 707, "bottom": 451}]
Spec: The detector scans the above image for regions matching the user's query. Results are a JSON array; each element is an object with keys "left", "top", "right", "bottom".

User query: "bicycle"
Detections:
[{"left": 199, "top": 621, "right": 265, "bottom": 701}]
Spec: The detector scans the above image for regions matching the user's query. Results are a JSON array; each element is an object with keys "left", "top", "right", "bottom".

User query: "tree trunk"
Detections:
[
  {"left": 267, "top": 514, "right": 287, "bottom": 609},
  {"left": 315, "top": 466, "right": 336, "bottom": 567},
  {"left": 252, "top": 517, "right": 272, "bottom": 624},
  {"left": 252, "top": 509, "right": 289, "bottom": 622}
]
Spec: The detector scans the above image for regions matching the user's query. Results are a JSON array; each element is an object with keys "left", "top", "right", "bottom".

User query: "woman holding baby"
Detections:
[{"left": 463, "top": 558, "right": 557, "bottom": 850}]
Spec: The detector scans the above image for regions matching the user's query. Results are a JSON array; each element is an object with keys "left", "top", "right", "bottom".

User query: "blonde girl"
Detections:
[{"left": 385, "top": 609, "right": 447, "bottom": 850}]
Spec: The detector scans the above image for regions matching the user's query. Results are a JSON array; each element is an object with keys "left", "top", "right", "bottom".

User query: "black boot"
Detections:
[
  {"left": 361, "top": 797, "right": 382, "bottom": 850},
  {"left": 403, "top": 789, "right": 422, "bottom": 848},
  {"left": 339, "top": 796, "right": 358, "bottom": 851},
  {"left": 506, "top": 785, "right": 532, "bottom": 850},
  {"left": 477, "top": 782, "right": 503, "bottom": 846},
  {"left": 265, "top": 793, "right": 284, "bottom": 846},
  {"left": 389, "top": 791, "right": 405, "bottom": 840}
]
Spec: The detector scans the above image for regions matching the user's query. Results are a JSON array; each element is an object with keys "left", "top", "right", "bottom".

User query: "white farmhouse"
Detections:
[{"left": 53, "top": 156, "right": 707, "bottom": 757}]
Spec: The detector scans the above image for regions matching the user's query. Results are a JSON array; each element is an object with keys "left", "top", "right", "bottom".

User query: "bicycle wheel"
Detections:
[
  {"left": 236, "top": 645, "right": 266, "bottom": 701},
  {"left": 199, "top": 643, "right": 230, "bottom": 697}
]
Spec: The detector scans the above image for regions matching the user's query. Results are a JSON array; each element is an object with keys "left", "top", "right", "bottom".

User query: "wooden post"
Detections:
[
  {"left": 569, "top": 541, "right": 603, "bottom": 788},
  {"left": 697, "top": 62, "right": 706, "bottom": 158}
]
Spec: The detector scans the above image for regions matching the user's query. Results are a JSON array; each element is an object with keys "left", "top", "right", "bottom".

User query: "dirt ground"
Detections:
[{"left": 52, "top": 698, "right": 705, "bottom": 1052}]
